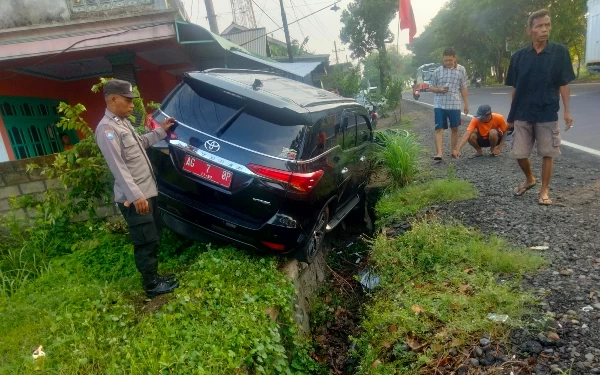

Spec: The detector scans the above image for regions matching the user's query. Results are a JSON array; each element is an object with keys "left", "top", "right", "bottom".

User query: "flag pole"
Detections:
[{"left": 397, "top": 18, "right": 400, "bottom": 51}]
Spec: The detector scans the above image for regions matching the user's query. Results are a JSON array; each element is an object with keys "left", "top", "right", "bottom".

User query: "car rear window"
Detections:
[{"left": 162, "top": 84, "right": 306, "bottom": 159}]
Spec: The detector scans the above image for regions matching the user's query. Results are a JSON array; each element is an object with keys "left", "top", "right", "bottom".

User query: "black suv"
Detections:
[{"left": 147, "top": 69, "right": 373, "bottom": 262}]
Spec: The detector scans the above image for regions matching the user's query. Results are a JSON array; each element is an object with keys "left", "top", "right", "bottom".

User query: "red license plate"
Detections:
[{"left": 182, "top": 155, "right": 233, "bottom": 188}]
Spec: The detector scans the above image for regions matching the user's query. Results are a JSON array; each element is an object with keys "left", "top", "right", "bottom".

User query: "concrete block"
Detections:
[
  {"left": 0, "top": 198, "right": 11, "bottom": 212},
  {"left": 28, "top": 169, "right": 48, "bottom": 181},
  {"left": 19, "top": 181, "right": 46, "bottom": 195},
  {"left": 2, "top": 171, "right": 31, "bottom": 185},
  {"left": 25, "top": 208, "right": 39, "bottom": 219},
  {"left": 7, "top": 208, "right": 28, "bottom": 220},
  {"left": 96, "top": 205, "right": 116, "bottom": 218},
  {"left": 0, "top": 185, "right": 21, "bottom": 199},
  {"left": 45, "top": 179, "right": 63, "bottom": 190},
  {"left": 0, "top": 161, "right": 14, "bottom": 174}
]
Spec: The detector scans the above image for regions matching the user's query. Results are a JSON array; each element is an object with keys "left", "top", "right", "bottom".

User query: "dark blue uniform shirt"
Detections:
[{"left": 505, "top": 42, "right": 575, "bottom": 123}]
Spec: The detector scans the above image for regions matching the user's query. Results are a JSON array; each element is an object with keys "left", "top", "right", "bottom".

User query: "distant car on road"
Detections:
[{"left": 147, "top": 69, "right": 374, "bottom": 262}]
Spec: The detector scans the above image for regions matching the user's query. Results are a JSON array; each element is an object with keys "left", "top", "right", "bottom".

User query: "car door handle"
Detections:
[
  {"left": 341, "top": 167, "right": 349, "bottom": 174},
  {"left": 360, "top": 155, "right": 366, "bottom": 162}
]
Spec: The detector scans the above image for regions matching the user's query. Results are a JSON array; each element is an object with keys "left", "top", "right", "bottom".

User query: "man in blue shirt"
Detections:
[
  {"left": 505, "top": 9, "right": 575, "bottom": 205},
  {"left": 430, "top": 48, "right": 469, "bottom": 161}
]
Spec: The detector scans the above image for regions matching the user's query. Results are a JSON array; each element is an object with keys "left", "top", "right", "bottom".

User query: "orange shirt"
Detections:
[{"left": 466, "top": 113, "right": 507, "bottom": 139}]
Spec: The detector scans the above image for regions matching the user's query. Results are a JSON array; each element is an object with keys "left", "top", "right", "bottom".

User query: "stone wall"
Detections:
[{"left": 0, "top": 155, "right": 118, "bottom": 221}]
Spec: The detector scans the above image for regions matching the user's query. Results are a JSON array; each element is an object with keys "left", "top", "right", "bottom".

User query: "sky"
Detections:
[{"left": 181, "top": 0, "right": 448, "bottom": 64}]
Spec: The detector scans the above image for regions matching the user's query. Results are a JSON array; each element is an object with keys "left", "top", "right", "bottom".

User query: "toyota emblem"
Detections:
[{"left": 204, "top": 139, "right": 221, "bottom": 152}]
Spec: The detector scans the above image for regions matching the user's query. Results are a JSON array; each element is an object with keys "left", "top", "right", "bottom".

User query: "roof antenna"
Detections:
[{"left": 252, "top": 79, "right": 263, "bottom": 90}]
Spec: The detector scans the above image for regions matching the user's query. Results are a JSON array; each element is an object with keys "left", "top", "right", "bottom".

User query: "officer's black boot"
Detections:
[
  {"left": 156, "top": 273, "right": 176, "bottom": 283},
  {"left": 143, "top": 275, "right": 179, "bottom": 298}
]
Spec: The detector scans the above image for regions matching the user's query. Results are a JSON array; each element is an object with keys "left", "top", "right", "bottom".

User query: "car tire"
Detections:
[{"left": 294, "top": 206, "right": 329, "bottom": 264}]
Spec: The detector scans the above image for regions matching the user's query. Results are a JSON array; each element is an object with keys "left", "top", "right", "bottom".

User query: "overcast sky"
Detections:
[{"left": 181, "top": 0, "right": 448, "bottom": 64}]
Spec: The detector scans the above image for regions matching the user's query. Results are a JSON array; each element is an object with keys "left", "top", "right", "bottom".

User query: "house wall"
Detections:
[
  {"left": 0, "top": 154, "right": 118, "bottom": 220},
  {"left": 0, "top": 66, "right": 181, "bottom": 162},
  {"left": 0, "top": 0, "right": 70, "bottom": 29},
  {"left": 0, "top": 0, "right": 177, "bottom": 30}
]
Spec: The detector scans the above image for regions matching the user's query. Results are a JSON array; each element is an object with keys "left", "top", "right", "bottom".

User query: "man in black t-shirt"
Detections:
[{"left": 505, "top": 9, "right": 575, "bottom": 206}]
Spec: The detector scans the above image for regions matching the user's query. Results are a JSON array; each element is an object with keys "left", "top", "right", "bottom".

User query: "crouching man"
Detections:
[{"left": 453, "top": 105, "right": 507, "bottom": 158}]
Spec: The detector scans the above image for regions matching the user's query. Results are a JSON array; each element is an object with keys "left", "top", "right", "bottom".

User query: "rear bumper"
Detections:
[{"left": 158, "top": 191, "right": 308, "bottom": 254}]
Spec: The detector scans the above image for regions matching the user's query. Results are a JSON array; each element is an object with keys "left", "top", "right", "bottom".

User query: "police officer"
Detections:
[{"left": 95, "top": 79, "right": 178, "bottom": 298}]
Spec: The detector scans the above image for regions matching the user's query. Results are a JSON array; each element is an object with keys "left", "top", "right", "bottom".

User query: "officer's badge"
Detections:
[{"left": 105, "top": 130, "right": 115, "bottom": 140}]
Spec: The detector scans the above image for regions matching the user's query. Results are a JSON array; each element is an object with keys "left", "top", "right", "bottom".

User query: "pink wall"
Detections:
[{"left": 0, "top": 69, "right": 181, "bottom": 161}]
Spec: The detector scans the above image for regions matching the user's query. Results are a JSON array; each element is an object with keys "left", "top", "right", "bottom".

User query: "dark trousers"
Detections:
[{"left": 117, "top": 197, "right": 162, "bottom": 286}]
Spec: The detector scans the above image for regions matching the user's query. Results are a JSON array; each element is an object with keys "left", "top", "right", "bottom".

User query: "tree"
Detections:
[
  {"left": 363, "top": 47, "right": 413, "bottom": 89},
  {"left": 269, "top": 37, "right": 311, "bottom": 57},
  {"left": 409, "top": 0, "right": 588, "bottom": 83},
  {"left": 547, "top": 0, "right": 587, "bottom": 77},
  {"left": 330, "top": 65, "right": 362, "bottom": 98},
  {"left": 340, "top": 0, "right": 398, "bottom": 92}
]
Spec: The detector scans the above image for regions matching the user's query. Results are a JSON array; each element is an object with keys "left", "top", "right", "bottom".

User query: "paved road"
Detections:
[{"left": 402, "top": 83, "right": 600, "bottom": 153}]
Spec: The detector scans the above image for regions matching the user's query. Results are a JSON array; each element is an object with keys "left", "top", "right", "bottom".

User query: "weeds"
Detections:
[
  {"left": 376, "top": 178, "right": 477, "bottom": 226},
  {"left": 371, "top": 131, "right": 423, "bottom": 187},
  {"left": 352, "top": 220, "right": 545, "bottom": 374},
  {"left": 0, "top": 230, "right": 324, "bottom": 374}
]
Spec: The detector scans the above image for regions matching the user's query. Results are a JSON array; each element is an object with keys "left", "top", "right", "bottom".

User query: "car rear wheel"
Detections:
[{"left": 294, "top": 206, "right": 329, "bottom": 263}]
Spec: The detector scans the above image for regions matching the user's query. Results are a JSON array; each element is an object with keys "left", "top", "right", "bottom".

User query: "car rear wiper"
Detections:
[{"left": 215, "top": 105, "right": 247, "bottom": 137}]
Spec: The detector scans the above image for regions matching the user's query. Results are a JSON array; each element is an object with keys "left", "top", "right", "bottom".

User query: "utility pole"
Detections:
[
  {"left": 204, "top": 0, "right": 220, "bottom": 34},
  {"left": 278, "top": 0, "right": 294, "bottom": 62},
  {"left": 332, "top": 41, "right": 345, "bottom": 65}
]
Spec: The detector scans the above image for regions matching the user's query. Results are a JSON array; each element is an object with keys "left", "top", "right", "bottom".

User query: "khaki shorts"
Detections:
[{"left": 509, "top": 120, "right": 561, "bottom": 159}]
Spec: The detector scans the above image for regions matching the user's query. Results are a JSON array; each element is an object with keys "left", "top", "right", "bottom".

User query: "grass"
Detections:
[
  {"left": 0, "top": 223, "right": 324, "bottom": 375},
  {"left": 376, "top": 177, "right": 478, "bottom": 226},
  {"left": 371, "top": 131, "right": 424, "bottom": 188},
  {"left": 574, "top": 69, "right": 600, "bottom": 82},
  {"left": 352, "top": 220, "right": 546, "bottom": 374}
]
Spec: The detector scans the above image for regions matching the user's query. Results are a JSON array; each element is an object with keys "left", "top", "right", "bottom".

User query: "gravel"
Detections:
[{"left": 403, "top": 101, "right": 600, "bottom": 374}]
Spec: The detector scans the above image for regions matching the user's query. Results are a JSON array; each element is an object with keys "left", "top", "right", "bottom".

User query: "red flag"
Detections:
[{"left": 399, "top": 0, "right": 417, "bottom": 44}]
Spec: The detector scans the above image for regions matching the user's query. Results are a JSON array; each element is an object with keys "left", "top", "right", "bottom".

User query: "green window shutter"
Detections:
[{"left": 0, "top": 96, "right": 73, "bottom": 160}]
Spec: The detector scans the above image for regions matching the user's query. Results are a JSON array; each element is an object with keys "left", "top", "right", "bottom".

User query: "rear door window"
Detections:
[
  {"left": 304, "top": 113, "right": 342, "bottom": 159},
  {"left": 161, "top": 85, "right": 241, "bottom": 134},
  {"left": 162, "top": 84, "right": 307, "bottom": 159},
  {"left": 223, "top": 114, "right": 305, "bottom": 159}
]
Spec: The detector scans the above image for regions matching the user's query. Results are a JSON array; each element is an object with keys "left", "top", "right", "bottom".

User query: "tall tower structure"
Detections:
[{"left": 230, "top": 0, "right": 257, "bottom": 28}]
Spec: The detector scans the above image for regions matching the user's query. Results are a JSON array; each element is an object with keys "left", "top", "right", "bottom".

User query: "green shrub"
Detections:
[
  {"left": 352, "top": 220, "right": 545, "bottom": 374},
  {"left": 371, "top": 131, "right": 423, "bottom": 188},
  {"left": 0, "top": 236, "right": 324, "bottom": 375},
  {"left": 376, "top": 178, "right": 477, "bottom": 225}
]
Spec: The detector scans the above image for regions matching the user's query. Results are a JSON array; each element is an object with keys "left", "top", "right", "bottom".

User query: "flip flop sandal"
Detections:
[
  {"left": 513, "top": 183, "right": 536, "bottom": 196},
  {"left": 538, "top": 197, "right": 553, "bottom": 206},
  {"left": 433, "top": 156, "right": 443, "bottom": 161}
]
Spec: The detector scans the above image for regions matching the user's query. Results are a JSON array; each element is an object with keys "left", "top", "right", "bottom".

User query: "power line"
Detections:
[
  {"left": 256, "top": 0, "right": 268, "bottom": 24},
  {"left": 210, "top": 1, "right": 336, "bottom": 16},
  {"left": 289, "top": 0, "right": 306, "bottom": 40},
  {"left": 251, "top": 0, "right": 280, "bottom": 28},
  {"left": 291, "top": 0, "right": 332, "bottom": 48},
  {"left": 299, "top": 0, "right": 335, "bottom": 40},
  {"left": 238, "top": 1, "right": 340, "bottom": 47}
]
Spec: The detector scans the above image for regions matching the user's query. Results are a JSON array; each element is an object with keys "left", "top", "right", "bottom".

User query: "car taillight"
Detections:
[
  {"left": 247, "top": 164, "right": 323, "bottom": 193},
  {"left": 145, "top": 114, "right": 160, "bottom": 131},
  {"left": 145, "top": 114, "right": 177, "bottom": 140}
]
